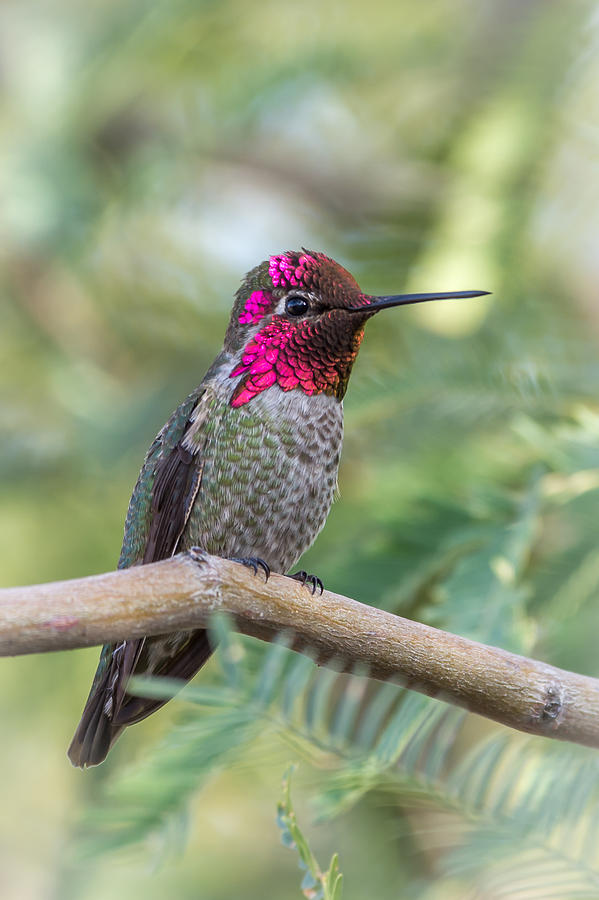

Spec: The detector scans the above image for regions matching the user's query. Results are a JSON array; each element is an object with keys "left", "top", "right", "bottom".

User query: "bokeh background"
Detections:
[{"left": 2, "top": 1, "right": 599, "bottom": 897}]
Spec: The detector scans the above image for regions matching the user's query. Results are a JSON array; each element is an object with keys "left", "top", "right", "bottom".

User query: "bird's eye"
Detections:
[{"left": 285, "top": 295, "right": 310, "bottom": 317}]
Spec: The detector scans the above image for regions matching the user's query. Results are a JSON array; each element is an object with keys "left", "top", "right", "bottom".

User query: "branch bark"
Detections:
[{"left": 1, "top": 550, "right": 598, "bottom": 748}]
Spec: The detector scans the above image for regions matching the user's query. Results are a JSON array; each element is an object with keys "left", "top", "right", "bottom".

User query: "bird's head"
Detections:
[{"left": 224, "top": 250, "right": 487, "bottom": 408}]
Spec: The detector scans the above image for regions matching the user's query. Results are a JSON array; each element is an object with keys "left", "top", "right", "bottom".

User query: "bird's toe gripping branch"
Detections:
[
  {"left": 290, "top": 570, "right": 324, "bottom": 596},
  {"left": 230, "top": 556, "right": 271, "bottom": 581}
]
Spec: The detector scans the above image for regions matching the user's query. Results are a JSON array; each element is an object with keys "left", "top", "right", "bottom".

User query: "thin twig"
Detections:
[{"left": 1, "top": 550, "right": 598, "bottom": 748}]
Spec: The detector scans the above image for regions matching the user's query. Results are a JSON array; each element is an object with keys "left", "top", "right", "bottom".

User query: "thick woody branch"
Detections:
[{"left": 1, "top": 550, "right": 598, "bottom": 748}]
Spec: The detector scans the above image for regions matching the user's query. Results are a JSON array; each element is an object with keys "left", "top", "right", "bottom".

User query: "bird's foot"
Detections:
[
  {"left": 290, "top": 570, "right": 324, "bottom": 596},
  {"left": 231, "top": 556, "right": 271, "bottom": 581}
]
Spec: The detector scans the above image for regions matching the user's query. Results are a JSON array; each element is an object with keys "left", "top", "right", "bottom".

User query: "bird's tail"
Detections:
[
  {"left": 68, "top": 629, "right": 214, "bottom": 767},
  {"left": 67, "top": 675, "right": 125, "bottom": 768}
]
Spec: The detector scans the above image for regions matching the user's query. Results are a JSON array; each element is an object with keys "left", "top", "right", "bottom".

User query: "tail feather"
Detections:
[
  {"left": 68, "top": 629, "right": 214, "bottom": 767},
  {"left": 112, "top": 629, "right": 213, "bottom": 727},
  {"left": 67, "top": 676, "right": 124, "bottom": 768}
]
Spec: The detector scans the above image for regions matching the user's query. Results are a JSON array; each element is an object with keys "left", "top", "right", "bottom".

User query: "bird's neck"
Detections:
[
  {"left": 205, "top": 354, "right": 345, "bottom": 424},
  {"left": 226, "top": 316, "right": 365, "bottom": 408}
]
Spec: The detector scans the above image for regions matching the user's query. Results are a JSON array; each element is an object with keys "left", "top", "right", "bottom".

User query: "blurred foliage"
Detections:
[
  {"left": 1, "top": 0, "right": 599, "bottom": 898},
  {"left": 278, "top": 767, "right": 343, "bottom": 900}
]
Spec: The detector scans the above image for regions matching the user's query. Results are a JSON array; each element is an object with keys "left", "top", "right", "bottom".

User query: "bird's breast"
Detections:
[{"left": 183, "top": 386, "right": 344, "bottom": 572}]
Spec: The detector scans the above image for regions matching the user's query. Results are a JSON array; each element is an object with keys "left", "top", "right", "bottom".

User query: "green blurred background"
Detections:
[{"left": 2, "top": 1, "right": 599, "bottom": 897}]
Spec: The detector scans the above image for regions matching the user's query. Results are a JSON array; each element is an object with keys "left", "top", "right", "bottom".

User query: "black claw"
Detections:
[
  {"left": 290, "top": 571, "right": 324, "bottom": 596},
  {"left": 231, "top": 556, "right": 270, "bottom": 581}
]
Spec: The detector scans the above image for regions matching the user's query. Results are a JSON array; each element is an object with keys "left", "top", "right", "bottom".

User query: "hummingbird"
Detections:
[{"left": 68, "top": 250, "right": 487, "bottom": 767}]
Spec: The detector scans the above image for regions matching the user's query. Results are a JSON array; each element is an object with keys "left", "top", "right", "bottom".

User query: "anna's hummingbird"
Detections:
[{"left": 68, "top": 250, "right": 486, "bottom": 767}]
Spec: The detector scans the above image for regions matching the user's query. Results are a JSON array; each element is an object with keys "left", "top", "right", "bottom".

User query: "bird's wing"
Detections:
[
  {"left": 117, "top": 387, "right": 206, "bottom": 569},
  {"left": 68, "top": 387, "right": 214, "bottom": 766}
]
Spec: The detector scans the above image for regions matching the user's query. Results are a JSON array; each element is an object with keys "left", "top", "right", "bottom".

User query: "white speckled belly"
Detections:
[{"left": 183, "top": 383, "right": 344, "bottom": 572}]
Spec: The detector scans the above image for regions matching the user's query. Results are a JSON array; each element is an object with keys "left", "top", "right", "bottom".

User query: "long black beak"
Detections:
[{"left": 349, "top": 290, "right": 490, "bottom": 313}]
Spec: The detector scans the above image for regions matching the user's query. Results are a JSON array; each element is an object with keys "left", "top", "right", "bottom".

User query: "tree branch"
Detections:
[{"left": 1, "top": 550, "right": 598, "bottom": 748}]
